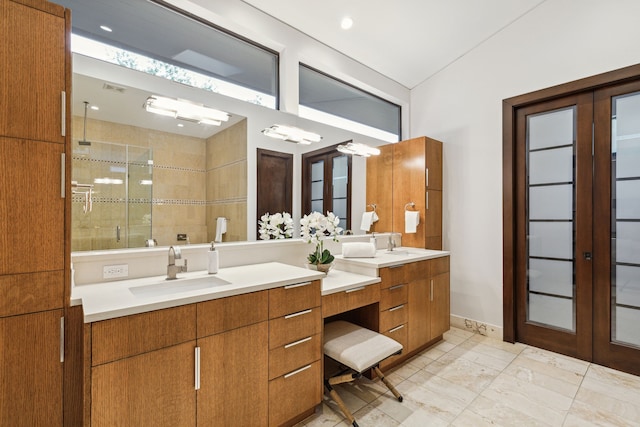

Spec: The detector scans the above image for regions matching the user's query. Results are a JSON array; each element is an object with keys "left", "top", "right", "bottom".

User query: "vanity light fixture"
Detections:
[
  {"left": 144, "top": 95, "right": 230, "bottom": 126},
  {"left": 337, "top": 142, "right": 381, "bottom": 157},
  {"left": 262, "top": 124, "right": 322, "bottom": 145}
]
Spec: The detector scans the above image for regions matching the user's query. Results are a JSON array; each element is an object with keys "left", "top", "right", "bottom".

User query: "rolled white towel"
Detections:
[{"left": 342, "top": 242, "right": 376, "bottom": 258}]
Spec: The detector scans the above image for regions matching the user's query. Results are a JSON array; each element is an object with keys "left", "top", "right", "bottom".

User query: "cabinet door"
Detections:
[
  {"left": 0, "top": 0, "right": 66, "bottom": 143},
  {"left": 424, "top": 137, "right": 443, "bottom": 191},
  {"left": 366, "top": 144, "right": 393, "bottom": 233},
  {"left": 91, "top": 341, "right": 196, "bottom": 427},
  {"left": 0, "top": 138, "right": 65, "bottom": 275},
  {"left": 430, "top": 272, "right": 451, "bottom": 339},
  {"left": 393, "top": 138, "right": 426, "bottom": 248},
  {"left": 198, "top": 321, "right": 268, "bottom": 426},
  {"left": 407, "top": 278, "right": 430, "bottom": 352},
  {"left": 0, "top": 310, "right": 63, "bottom": 427}
]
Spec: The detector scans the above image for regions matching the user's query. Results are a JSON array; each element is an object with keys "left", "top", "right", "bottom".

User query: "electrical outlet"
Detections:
[{"left": 103, "top": 264, "right": 129, "bottom": 279}]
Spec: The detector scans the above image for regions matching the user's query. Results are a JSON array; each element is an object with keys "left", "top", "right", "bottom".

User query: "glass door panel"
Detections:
[
  {"left": 310, "top": 160, "right": 324, "bottom": 213},
  {"left": 611, "top": 91, "right": 640, "bottom": 348},
  {"left": 526, "top": 107, "right": 576, "bottom": 331},
  {"left": 332, "top": 155, "right": 348, "bottom": 230}
]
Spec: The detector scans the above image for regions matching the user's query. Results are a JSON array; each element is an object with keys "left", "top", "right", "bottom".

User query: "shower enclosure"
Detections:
[{"left": 72, "top": 140, "right": 153, "bottom": 251}]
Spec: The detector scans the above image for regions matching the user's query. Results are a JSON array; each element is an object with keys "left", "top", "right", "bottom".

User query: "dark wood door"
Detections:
[
  {"left": 514, "top": 93, "right": 594, "bottom": 360},
  {"left": 256, "top": 149, "right": 293, "bottom": 237},
  {"left": 593, "top": 80, "right": 640, "bottom": 376}
]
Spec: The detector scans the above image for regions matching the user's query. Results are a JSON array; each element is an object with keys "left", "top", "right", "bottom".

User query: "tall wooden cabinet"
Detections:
[
  {"left": 0, "top": 1, "right": 71, "bottom": 426},
  {"left": 367, "top": 136, "right": 443, "bottom": 249}
]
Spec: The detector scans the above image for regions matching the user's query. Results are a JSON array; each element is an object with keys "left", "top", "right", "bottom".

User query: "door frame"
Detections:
[{"left": 503, "top": 63, "right": 640, "bottom": 343}]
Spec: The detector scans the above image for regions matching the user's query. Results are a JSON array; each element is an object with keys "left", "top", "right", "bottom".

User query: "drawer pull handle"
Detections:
[
  {"left": 389, "top": 284, "right": 405, "bottom": 291},
  {"left": 285, "top": 336, "right": 312, "bottom": 349},
  {"left": 388, "top": 265, "right": 404, "bottom": 269},
  {"left": 389, "top": 324, "right": 405, "bottom": 333},
  {"left": 345, "top": 286, "right": 366, "bottom": 293},
  {"left": 285, "top": 309, "right": 312, "bottom": 319},
  {"left": 60, "top": 317, "right": 65, "bottom": 363},
  {"left": 61, "top": 91, "right": 66, "bottom": 136},
  {"left": 389, "top": 304, "right": 405, "bottom": 312},
  {"left": 284, "top": 364, "right": 312, "bottom": 379},
  {"left": 430, "top": 279, "right": 434, "bottom": 301},
  {"left": 284, "top": 281, "right": 312, "bottom": 290},
  {"left": 195, "top": 346, "right": 201, "bottom": 390}
]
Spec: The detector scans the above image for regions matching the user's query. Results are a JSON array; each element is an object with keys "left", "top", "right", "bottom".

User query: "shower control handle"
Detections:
[{"left": 116, "top": 225, "right": 121, "bottom": 242}]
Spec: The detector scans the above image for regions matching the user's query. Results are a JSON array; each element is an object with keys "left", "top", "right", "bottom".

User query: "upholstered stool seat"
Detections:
[{"left": 323, "top": 321, "right": 403, "bottom": 427}]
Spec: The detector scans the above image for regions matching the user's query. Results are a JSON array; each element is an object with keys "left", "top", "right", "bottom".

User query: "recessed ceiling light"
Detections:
[
  {"left": 90, "top": 105, "right": 99, "bottom": 111},
  {"left": 100, "top": 25, "right": 112, "bottom": 32},
  {"left": 341, "top": 17, "right": 353, "bottom": 30}
]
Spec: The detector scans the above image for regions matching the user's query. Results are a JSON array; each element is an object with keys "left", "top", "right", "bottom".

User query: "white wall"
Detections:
[{"left": 410, "top": 0, "right": 640, "bottom": 328}]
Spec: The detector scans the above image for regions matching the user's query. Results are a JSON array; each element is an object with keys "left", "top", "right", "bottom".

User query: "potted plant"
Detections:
[
  {"left": 258, "top": 212, "right": 294, "bottom": 240},
  {"left": 300, "top": 211, "right": 342, "bottom": 273}
]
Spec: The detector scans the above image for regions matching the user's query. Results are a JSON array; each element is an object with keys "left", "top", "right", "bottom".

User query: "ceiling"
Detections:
[{"left": 241, "top": 0, "right": 546, "bottom": 89}]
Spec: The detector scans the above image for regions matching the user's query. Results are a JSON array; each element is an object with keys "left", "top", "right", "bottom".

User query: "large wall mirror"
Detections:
[{"left": 62, "top": 0, "right": 392, "bottom": 252}]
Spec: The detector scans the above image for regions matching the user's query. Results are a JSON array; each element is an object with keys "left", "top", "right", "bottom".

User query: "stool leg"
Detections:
[
  {"left": 373, "top": 366, "right": 403, "bottom": 402},
  {"left": 324, "top": 380, "right": 359, "bottom": 427}
]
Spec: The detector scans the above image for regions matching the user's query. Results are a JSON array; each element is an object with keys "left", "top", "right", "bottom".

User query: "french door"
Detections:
[{"left": 507, "top": 75, "right": 640, "bottom": 375}]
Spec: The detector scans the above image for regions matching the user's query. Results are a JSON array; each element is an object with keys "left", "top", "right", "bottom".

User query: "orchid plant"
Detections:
[
  {"left": 258, "top": 212, "right": 294, "bottom": 240},
  {"left": 300, "top": 211, "right": 343, "bottom": 265}
]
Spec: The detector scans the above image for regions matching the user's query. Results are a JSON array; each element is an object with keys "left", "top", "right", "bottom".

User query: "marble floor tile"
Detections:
[{"left": 308, "top": 327, "right": 640, "bottom": 427}]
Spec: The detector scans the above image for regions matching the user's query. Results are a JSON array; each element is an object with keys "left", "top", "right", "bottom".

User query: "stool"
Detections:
[{"left": 323, "top": 321, "right": 403, "bottom": 427}]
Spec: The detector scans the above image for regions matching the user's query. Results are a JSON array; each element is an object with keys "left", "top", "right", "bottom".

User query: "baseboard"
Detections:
[{"left": 450, "top": 314, "right": 503, "bottom": 340}]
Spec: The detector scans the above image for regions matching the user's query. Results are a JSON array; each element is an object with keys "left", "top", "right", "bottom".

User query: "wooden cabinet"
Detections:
[
  {"left": 378, "top": 256, "right": 450, "bottom": 368},
  {"left": 430, "top": 257, "right": 451, "bottom": 339},
  {"left": 0, "top": 0, "right": 67, "bottom": 143},
  {"left": 197, "top": 291, "right": 269, "bottom": 427},
  {"left": 90, "top": 306, "right": 197, "bottom": 427},
  {"left": 0, "top": 1, "right": 71, "bottom": 425},
  {"left": 366, "top": 143, "right": 394, "bottom": 233},
  {"left": 92, "top": 342, "right": 197, "bottom": 427},
  {"left": 367, "top": 136, "right": 443, "bottom": 249},
  {"left": 198, "top": 322, "right": 269, "bottom": 426},
  {"left": 0, "top": 310, "right": 64, "bottom": 427},
  {"left": 268, "top": 281, "right": 322, "bottom": 427}
]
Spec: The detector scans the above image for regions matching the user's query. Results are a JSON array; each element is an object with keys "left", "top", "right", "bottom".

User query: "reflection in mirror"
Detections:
[{"left": 71, "top": 72, "right": 248, "bottom": 251}]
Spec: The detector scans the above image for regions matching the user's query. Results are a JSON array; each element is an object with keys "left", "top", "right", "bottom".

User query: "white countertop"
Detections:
[
  {"left": 335, "top": 247, "right": 450, "bottom": 269},
  {"left": 72, "top": 262, "right": 325, "bottom": 323},
  {"left": 320, "top": 269, "right": 381, "bottom": 296}
]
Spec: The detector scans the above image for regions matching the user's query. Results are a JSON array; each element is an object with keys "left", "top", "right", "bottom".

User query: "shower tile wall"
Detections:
[
  {"left": 206, "top": 119, "right": 248, "bottom": 242},
  {"left": 72, "top": 117, "right": 248, "bottom": 248}
]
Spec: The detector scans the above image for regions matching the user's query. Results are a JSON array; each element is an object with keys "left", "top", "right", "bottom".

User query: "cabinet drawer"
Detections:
[
  {"left": 406, "top": 260, "right": 429, "bottom": 282},
  {"left": 269, "top": 361, "right": 322, "bottom": 427},
  {"left": 197, "top": 290, "right": 268, "bottom": 337},
  {"left": 379, "top": 265, "right": 406, "bottom": 289},
  {"left": 269, "top": 280, "right": 321, "bottom": 319},
  {"left": 430, "top": 256, "right": 450, "bottom": 276},
  {"left": 269, "top": 307, "right": 321, "bottom": 349},
  {"left": 322, "top": 283, "right": 380, "bottom": 318},
  {"left": 92, "top": 305, "right": 196, "bottom": 366},
  {"left": 269, "top": 334, "right": 321, "bottom": 380},
  {"left": 380, "top": 304, "right": 408, "bottom": 332},
  {"left": 379, "top": 284, "right": 408, "bottom": 311},
  {"left": 380, "top": 324, "right": 408, "bottom": 370}
]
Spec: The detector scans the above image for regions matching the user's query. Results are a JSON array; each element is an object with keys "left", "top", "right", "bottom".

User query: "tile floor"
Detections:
[{"left": 298, "top": 327, "right": 640, "bottom": 426}]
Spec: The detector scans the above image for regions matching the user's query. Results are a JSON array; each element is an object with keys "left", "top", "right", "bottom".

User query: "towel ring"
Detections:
[
  {"left": 367, "top": 203, "right": 377, "bottom": 212},
  {"left": 404, "top": 202, "right": 416, "bottom": 211}
]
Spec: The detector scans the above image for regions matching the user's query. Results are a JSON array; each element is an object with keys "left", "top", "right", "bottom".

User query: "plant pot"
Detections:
[{"left": 307, "top": 262, "right": 333, "bottom": 274}]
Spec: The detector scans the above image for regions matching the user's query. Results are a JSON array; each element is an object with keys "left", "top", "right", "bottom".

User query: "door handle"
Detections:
[{"left": 583, "top": 252, "right": 592, "bottom": 261}]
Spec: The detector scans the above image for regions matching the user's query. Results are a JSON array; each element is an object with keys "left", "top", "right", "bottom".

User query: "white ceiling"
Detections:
[{"left": 241, "top": 0, "right": 546, "bottom": 89}]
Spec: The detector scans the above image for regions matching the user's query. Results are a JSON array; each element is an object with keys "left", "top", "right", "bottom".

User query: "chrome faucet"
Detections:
[
  {"left": 387, "top": 234, "right": 397, "bottom": 251},
  {"left": 167, "top": 246, "right": 188, "bottom": 280}
]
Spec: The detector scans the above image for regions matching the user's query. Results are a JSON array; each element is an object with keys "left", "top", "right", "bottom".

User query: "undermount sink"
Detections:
[
  {"left": 384, "top": 250, "right": 414, "bottom": 256},
  {"left": 129, "top": 275, "right": 231, "bottom": 297}
]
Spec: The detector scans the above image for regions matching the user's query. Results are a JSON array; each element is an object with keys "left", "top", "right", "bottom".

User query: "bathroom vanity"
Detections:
[{"left": 70, "top": 246, "right": 449, "bottom": 427}]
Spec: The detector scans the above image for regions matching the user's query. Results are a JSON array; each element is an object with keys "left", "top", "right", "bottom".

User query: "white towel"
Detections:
[
  {"left": 359, "top": 211, "right": 379, "bottom": 231},
  {"left": 215, "top": 217, "right": 227, "bottom": 242},
  {"left": 342, "top": 242, "right": 377, "bottom": 258},
  {"left": 405, "top": 211, "right": 420, "bottom": 233}
]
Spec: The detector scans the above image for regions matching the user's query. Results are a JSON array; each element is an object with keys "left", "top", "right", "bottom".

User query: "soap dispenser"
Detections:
[{"left": 208, "top": 241, "right": 219, "bottom": 274}]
